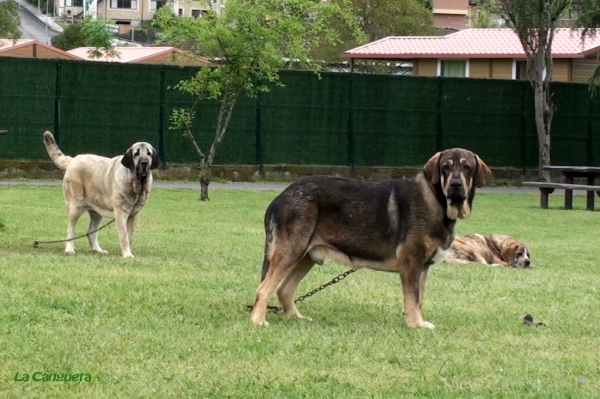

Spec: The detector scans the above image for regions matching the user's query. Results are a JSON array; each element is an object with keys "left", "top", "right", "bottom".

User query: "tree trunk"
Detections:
[
  {"left": 199, "top": 162, "right": 211, "bottom": 201},
  {"left": 533, "top": 80, "right": 552, "bottom": 182},
  {"left": 197, "top": 89, "right": 241, "bottom": 202}
]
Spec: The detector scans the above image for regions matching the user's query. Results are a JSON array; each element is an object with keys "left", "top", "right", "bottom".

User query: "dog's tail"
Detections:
[
  {"left": 43, "top": 131, "right": 72, "bottom": 170},
  {"left": 261, "top": 213, "right": 275, "bottom": 282},
  {"left": 260, "top": 220, "right": 273, "bottom": 282}
]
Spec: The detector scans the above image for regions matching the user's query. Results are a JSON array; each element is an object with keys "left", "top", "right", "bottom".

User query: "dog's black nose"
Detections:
[
  {"left": 525, "top": 259, "right": 531, "bottom": 266},
  {"left": 450, "top": 180, "right": 462, "bottom": 189}
]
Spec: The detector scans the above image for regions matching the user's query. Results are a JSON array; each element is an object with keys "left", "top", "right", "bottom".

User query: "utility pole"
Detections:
[{"left": 45, "top": 0, "right": 49, "bottom": 43}]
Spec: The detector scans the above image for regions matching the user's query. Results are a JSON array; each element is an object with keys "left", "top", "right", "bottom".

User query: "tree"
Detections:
[
  {"left": 416, "top": 0, "right": 432, "bottom": 10},
  {"left": 0, "top": 0, "right": 21, "bottom": 40},
  {"left": 80, "top": 16, "right": 118, "bottom": 59},
  {"left": 154, "top": 0, "right": 365, "bottom": 201},
  {"left": 51, "top": 17, "right": 117, "bottom": 57},
  {"left": 51, "top": 23, "right": 86, "bottom": 50},
  {"left": 308, "top": 0, "right": 433, "bottom": 63},
  {"left": 495, "top": 0, "right": 571, "bottom": 182},
  {"left": 470, "top": 0, "right": 503, "bottom": 28},
  {"left": 350, "top": 0, "right": 433, "bottom": 40},
  {"left": 574, "top": 0, "right": 600, "bottom": 91}
]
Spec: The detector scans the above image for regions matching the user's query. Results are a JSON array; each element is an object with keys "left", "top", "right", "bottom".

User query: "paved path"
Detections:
[
  {"left": 16, "top": 0, "right": 63, "bottom": 43},
  {"left": 0, "top": 179, "right": 540, "bottom": 194}
]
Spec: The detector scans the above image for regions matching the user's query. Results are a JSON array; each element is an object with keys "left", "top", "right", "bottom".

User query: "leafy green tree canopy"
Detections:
[
  {"left": 51, "top": 23, "right": 86, "bottom": 51},
  {"left": 347, "top": 0, "right": 434, "bottom": 40},
  {"left": 495, "top": 0, "right": 571, "bottom": 181},
  {"left": 0, "top": 0, "right": 21, "bottom": 40},
  {"left": 153, "top": 0, "right": 365, "bottom": 200},
  {"left": 51, "top": 17, "right": 117, "bottom": 57},
  {"left": 312, "top": 0, "right": 433, "bottom": 62}
]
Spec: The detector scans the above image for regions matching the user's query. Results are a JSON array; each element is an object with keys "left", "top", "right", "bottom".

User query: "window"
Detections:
[
  {"left": 178, "top": 8, "right": 183, "bottom": 16},
  {"left": 514, "top": 60, "right": 527, "bottom": 80},
  {"left": 111, "top": 0, "right": 137, "bottom": 9},
  {"left": 150, "top": 0, "right": 167, "bottom": 11},
  {"left": 440, "top": 60, "right": 467, "bottom": 77},
  {"left": 191, "top": 9, "right": 207, "bottom": 18},
  {"left": 66, "top": 0, "right": 83, "bottom": 6}
]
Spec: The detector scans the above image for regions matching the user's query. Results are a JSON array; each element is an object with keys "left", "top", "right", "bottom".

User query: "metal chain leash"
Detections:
[{"left": 249, "top": 268, "right": 358, "bottom": 314}]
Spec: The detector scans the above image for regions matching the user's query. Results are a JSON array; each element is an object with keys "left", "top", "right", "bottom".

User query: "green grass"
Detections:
[{"left": 1, "top": 185, "right": 599, "bottom": 398}]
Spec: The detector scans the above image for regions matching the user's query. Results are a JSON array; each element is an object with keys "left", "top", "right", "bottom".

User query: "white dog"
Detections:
[{"left": 43, "top": 131, "right": 160, "bottom": 258}]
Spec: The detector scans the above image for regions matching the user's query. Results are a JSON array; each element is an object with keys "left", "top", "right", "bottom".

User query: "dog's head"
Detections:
[
  {"left": 121, "top": 142, "right": 161, "bottom": 179},
  {"left": 501, "top": 239, "right": 532, "bottom": 267},
  {"left": 424, "top": 148, "right": 491, "bottom": 220}
]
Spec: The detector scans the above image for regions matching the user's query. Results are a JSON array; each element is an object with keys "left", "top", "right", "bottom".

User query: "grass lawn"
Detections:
[{"left": 0, "top": 184, "right": 599, "bottom": 398}]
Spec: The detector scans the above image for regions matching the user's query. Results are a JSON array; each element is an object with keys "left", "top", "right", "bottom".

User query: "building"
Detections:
[
  {"left": 433, "top": 0, "right": 478, "bottom": 33},
  {"left": 57, "top": 0, "right": 225, "bottom": 27},
  {"left": 342, "top": 28, "right": 600, "bottom": 83}
]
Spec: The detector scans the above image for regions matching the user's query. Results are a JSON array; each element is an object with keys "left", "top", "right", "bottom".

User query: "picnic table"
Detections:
[{"left": 522, "top": 166, "right": 600, "bottom": 211}]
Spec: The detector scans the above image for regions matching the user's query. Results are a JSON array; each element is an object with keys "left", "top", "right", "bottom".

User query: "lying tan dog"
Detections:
[
  {"left": 251, "top": 148, "right": 491, "bottom": 329},
  {"left": 445, "top": 234, "right": 532, "bottom": 267},
  {"left": 43, "top": 131, "right": 160, "bottom": 258}
]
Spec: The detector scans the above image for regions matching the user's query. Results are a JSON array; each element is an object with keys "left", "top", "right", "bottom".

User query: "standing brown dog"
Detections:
[
  {"left": 43, "top": 131, "right": 160, "bottom": 258},
  {"left": 251, "top": 148, "right": 491, "bottom": 329}
]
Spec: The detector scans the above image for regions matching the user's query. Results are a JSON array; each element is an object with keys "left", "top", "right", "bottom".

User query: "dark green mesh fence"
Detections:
[
  {"left": 261, "top": 71, "right": 351, "bottom": 166},
  {"left": 351, "top": 74, "right": 439, "bottom": 167},
  {"left": 0, "top": 58, "right": 56, "bottom": 160},
  {"left": 58, "top": 62, "right": 162, "bottom": 157},
  {"left": 1, "top": 57, "right": 600, "bottom": 169}
]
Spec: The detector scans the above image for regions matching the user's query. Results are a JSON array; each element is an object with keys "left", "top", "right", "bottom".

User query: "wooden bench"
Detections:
[{"left": 522, "top": 181, "right": 600, "bottom": 211}]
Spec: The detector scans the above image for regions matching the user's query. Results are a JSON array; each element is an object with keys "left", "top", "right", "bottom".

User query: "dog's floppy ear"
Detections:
[
  {"left": 151, "top": 147, "right": 161, "bottom": 170},
  {"left": 500, "top": 242, "right": 518, "bottom": 265},
  {"left": 121, "top": 148, "right": 134, "bottom": 170},
  {"left": 474, "top": 155, "right": 492, "bottom": 188},
  {"left": 424, "top": 151, "right": 442, "bottom": 184}
]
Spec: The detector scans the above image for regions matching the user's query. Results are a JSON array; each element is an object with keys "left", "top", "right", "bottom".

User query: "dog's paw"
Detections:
[
  {"left": 121, "top": 252, "right": 135, "bottom": 258},
  {"left": 286, "top": 310, "right": 312, "bottom": 321},
  {"left": 251, "top": 315, "right": 270, "bottom": 327},
  {"left": 252, "top": 319, "right": 270, "bottom": 327},
  {"left": 419, "top": 321, "right": 436, "bottom": 329},
  {"left": 289, "top": 314, "right": 312, "bottom": 321},
  {"left": 92, "top": 248, "right": 108, "bottom": 254},
  {"left": 65, "top": 248, "right": 76, "bottom": 255}
]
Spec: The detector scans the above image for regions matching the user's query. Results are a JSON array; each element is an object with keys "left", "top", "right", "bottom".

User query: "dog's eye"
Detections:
[
  {"left": 516, "top": 251, "right": 522, "bottom": 257},
  {"left": 462, "top": 163, "right": 471, "bottom": 171},
  {"left": 442, "top": 164, "right": 452, "bottom": 171},
  {"left": 134, "top": 151, "right": 139, "bottom": 157}
]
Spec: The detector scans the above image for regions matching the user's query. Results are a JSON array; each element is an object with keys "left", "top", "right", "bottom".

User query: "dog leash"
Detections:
[
  {"left": 33, "top": 220, "right": 116, "bottom": 248},
  {"left": 247, "top": 268, "right": 358, "bottom": 314}
]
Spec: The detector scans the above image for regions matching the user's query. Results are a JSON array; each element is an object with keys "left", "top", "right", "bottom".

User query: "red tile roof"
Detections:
[
  {"left": 342, "top": 28, "right": 600, "bottom": 60},
  {"left": 67, "top": 46, "right": 210, "bottom": 65},
  {"left": 0, "top": 39, "right": 83, "bottom": 60}
]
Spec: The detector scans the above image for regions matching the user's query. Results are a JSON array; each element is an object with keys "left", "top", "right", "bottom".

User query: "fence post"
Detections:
[
  {"left": 520, "top": 82, "right": 527, "bottom": 173},
  {"left": 436, "top": 78, "right": 444, "bottom": 151},
  {"left": 158, "top": 67, "right": 167, "bottom": 168},
  {"left": 255, "top": 92, "right": 263, "bottom": 173},
  {"left": 54, "top": 62, "right": 62, "bottom": 145},
  {"left": 347, "top": 73, "right": 355, "bottom": 174}
]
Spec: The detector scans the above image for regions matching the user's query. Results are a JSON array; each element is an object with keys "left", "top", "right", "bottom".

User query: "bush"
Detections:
[{"left": 51, "top": 23, "right": 86, "bottom": 51}]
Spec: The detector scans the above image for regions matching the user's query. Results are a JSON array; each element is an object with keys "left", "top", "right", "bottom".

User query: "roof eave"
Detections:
[{"left": 342, "top": 53, "right": 587, "bottom": 59}]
